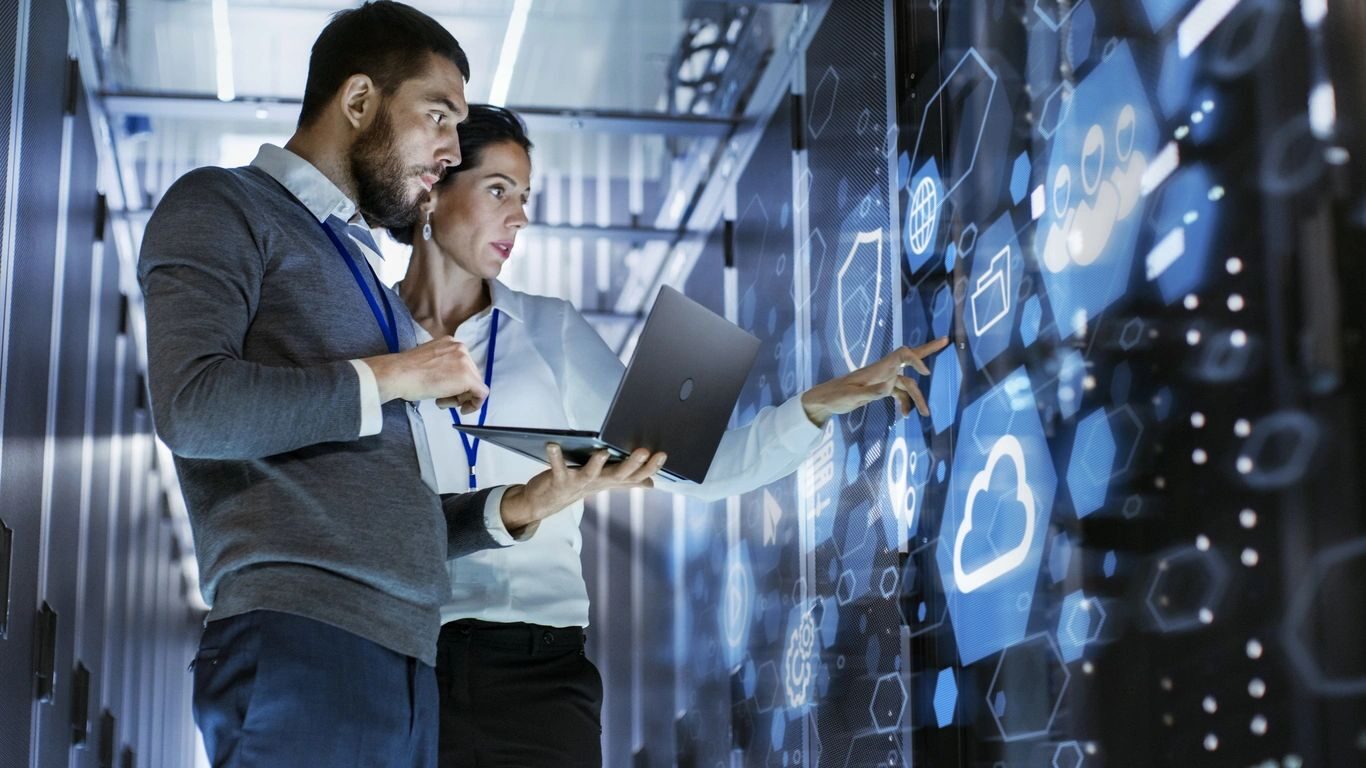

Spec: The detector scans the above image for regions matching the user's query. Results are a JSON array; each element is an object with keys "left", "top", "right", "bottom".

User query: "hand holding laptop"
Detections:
[{"left": 498, "top": 444, "right": 667, "bottom": 536}]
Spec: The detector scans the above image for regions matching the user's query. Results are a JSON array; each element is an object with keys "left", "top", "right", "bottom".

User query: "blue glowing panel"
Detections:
[
  {"left": 936, "top": 367, "right": 1058, "bottom": 664},
  {"left": 1067, "top": 408, "right": 1116, "bottom": 518},
  {"left": 904, "top": 158, "right": 945, "bottom": 272},
  {"left": 928, "top": 349, "right": 963, "bottom": 435},
  {"left": 1034, "top": 43, "right": 1159, "bottom": 338},
  {"left": 1147, "top": 165, "right": 1223, "bottom": 304},
  {"left": 966, "top": 213, "right": 1025, "bottom": 370},
  {"left": 933, "top": 668, "right": 958, "bottom": 727}
]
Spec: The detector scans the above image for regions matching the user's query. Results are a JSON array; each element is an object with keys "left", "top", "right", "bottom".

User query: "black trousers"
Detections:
[{"left": 436, "top": 619, "right": 603, "bottom": 767}]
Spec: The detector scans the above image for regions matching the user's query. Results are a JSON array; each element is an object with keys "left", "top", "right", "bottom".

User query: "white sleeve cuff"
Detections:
[
  {"left": 482, "top": 485, "right": 538, "bottom": 546},
  {"left": 349, "top": 359, "right": 383, "bottom": 437},
  {"left": 773, "top": 394, "right": 825, "bottom": 451}
]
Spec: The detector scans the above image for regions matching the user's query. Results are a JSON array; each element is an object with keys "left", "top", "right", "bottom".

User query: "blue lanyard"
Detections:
[
  {"left": 449, "top": 308, "right": 501, "bottom": 490},
  {"left": 316, "top": 218, "right": 400, "bottom": 354}
]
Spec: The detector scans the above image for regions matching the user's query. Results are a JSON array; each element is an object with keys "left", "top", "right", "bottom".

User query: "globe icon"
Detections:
[{"left": 908, "top": 176, "right": 939, "bottom": 255}]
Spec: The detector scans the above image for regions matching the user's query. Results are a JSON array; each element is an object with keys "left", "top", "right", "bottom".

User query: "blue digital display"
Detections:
[{"left": 590, "top": 2, "right": 1366, "bottom": 765}]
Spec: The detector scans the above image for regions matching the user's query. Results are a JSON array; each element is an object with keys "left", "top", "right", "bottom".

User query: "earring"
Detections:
[{"left": 422, "top": 212, "right": 433, "bottom": 242}]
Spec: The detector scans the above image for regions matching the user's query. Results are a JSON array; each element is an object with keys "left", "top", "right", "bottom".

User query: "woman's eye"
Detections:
[
  {"left": 490, "top": 187, "right": 505, "bottom": 198},
  {"left": 431, "top": 113, "right": 445, "bottom": 125}
]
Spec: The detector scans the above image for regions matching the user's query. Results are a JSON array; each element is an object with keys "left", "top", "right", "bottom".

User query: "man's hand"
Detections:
[
  {"left": 800, "top": 337, "right": 951, "bottom": 425},
  {"left": 362, "top": 337, "right": 489, "bottom": 413},
  {"left": 498, "top": 445, "right": 668, "bottom": 536}
]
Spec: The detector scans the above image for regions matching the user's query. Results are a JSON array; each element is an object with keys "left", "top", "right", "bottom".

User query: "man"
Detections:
[{"left": 138, "top": 3, "right": 663, "bottom": 766}]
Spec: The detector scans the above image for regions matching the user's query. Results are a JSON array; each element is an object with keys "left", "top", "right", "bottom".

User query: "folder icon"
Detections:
[{"left": 971, "top": 245, "right": 1011, "bottom": 337}]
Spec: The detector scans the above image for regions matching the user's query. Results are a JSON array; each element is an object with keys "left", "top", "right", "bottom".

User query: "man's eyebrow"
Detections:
[{"left": 425, "top": 94, "right": 464, "bottom": 115}]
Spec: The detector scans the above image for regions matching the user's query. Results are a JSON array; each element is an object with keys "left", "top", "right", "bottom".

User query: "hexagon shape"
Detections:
[
  {"left": 755, "top": 660, "right": 780, "bottom": 713},
  {"left": 1068, "top": 408, "right": 1117, "bottom": 517},
  {"left": 1145, "top": 545, "right": 1231, "bottom": 632},
  {"left": 903, "top": 158, "right": 945, "bottom": 272},
  {"left": 967, "top": 214, "right": 1025, "bottom": 371},
  {"left": 1037, "top": 82, "right": 1074, "bottom": 140},
  {"left": 986, "top": 633, "right": 1072, "bottom": 741},
  {"left": 928, "top": 349, "right": 963, "bottom": 435},
  {"left": 1010, "top": 152, "right": 1032, "bottom": 204},
  {"left": 1033, "top": 0, "right": 1082, "bottom": 30},
  {"left": 1021, "top": 295, "right": 1043, "bottom": 348},
  {"left": 933, "top": 668, "right": 958, "bottom": 727},
  {"left": 900, "top": 538, "right": 949, "bottom": 637},
  {"left": 870, "top": 673, "right": 907, "bottom": 733},
  {"left": 1284, "top": 536, "right": 1366, "bottom": 696},
  {"left": 1034, "top": 43, "right": 1159, "bottom": 340},
  {"left": 1057, "top": 590, "right": 1107, "bottom": 662},
  {"left": 908, "top": 49, "right": 999, "bottom": 231},
  {"left": 720, "top": 543, "right": 756, "bottom": 668},
  {"left": 1048, "top": 532, "right": 1073, "bottom": 584},
  {"left": 1066, "top": 1, "right": 1097, "bottom": 65},
  {"left": 1053, "top": 740, "right": 1085, "bottom": 768},
  {"left": 808, "top": 66, "right": 839, "bottom": 139},
  {"left": 937, "top": 367, "right": 1058, "bottom": 663}
]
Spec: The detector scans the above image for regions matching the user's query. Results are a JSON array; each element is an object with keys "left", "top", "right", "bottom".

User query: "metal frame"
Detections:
[{"left": 99, "top": 91, "right": 737, "bottom": 137}]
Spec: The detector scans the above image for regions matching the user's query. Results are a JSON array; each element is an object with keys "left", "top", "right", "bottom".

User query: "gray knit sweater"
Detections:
[{"left": 138, "top": 164, "right": 501, "bottom": 665}]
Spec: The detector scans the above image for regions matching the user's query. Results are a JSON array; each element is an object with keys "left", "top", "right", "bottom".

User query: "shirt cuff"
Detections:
[
  {"left": 773, "top": 394, "right": 825, "bottom": 451},
  {"left": 482, "top": 485, "right": 539, "bottom": 546},
  {"left": 348, "top": 359, "right": 383, "bottom": 437}
]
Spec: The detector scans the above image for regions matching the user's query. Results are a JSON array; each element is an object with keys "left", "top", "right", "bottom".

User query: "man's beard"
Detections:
[{"left": 350, "top": 105, "right": 424, "bottom": 230}]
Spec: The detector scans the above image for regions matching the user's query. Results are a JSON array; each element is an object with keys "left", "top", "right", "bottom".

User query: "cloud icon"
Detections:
[{"left": 953, "top": 435, "right": 1036, "bottom": 593}]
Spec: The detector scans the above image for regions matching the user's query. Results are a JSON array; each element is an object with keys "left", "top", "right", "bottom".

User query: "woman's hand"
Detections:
[
  {"left": 800, "top": 337, "right": 951, "bottom": 425},
  {"left": 498, "top": 444, "right": 668, "bottom": 536}
]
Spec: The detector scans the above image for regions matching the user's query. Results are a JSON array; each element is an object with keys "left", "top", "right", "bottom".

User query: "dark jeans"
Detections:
[
  {"left": 192, "top": 610, "right": 438, "bottom": 768},
  {"left": 436, "top": 619, "right": 603, "bottom": 768}
]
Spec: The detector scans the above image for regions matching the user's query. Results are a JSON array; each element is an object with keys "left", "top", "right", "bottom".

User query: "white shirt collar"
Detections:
[
  {"left": 250, "top": 143, "right": 364, "bottom": 225},
  {"left": 487, "top": 279, "right": 526, "bottom": 324}
]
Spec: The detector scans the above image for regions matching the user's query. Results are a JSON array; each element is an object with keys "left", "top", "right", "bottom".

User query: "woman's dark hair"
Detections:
[
  {"left": 387, "top": 104, "right": 534, "bottom": 245},
  {"left": 298, "top": 1, "right": 471, "bottom": 128}
]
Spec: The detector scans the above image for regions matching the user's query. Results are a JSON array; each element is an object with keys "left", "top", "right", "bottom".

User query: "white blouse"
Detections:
[{"left": 415, "top": 280, "right": 822, "bottom": 628}]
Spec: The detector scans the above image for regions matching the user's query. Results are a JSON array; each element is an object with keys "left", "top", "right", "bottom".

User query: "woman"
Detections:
[{"left": 391, "top": 105, "right": 947, "bottom": 767}]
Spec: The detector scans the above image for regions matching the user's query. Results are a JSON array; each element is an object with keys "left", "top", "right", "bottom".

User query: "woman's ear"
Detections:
[{"left": 418, "top": 189, "right": 436, "bottom": 216}]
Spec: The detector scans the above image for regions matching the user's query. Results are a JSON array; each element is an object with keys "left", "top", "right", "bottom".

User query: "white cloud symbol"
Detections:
[{"left": 953, "top": 434, "right": 1036, "bottom": 594}]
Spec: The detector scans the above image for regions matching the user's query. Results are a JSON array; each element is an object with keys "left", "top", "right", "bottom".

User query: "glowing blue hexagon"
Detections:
[
  {"left": 1034, "top": 42, "right": 1160, "bottom": 339},
  {"left": 720, "top": 543, "right": 756, "bottom": 668},
  {"left": 1148, "top": 165, "right": 1223, "bottom": 304},
  {"left": 967, "top": 214, "right": 1025, "bottom": 371},
  {"left": 1066, "top": 1, "right": 1096, "bottom": 64},
  {"left": 1139, "top": 0, "right": 1189, "bottom": 31},
  {"left": 1020, "top": 296, "right": 1043, "bottom": 348},
  {"left": 1058, "top": 590, "right": 1106, "bottom": 663},
  {"left": 1048, "top": 532, "right": 1073, "bottom": 584},
  {"left": 904, "top": 158, "right": 945, "bottom": 272},
  {"left": 931, "top": 284, "right": 953, "bottom": 338},
  {"left": 1157, "top": 38, "right": 1197, "bottom": 119},
  {"left": 1010, "top": 153, "right": 1032, "bottom": 204},
  {"left": 933, "top": 668, "right": 958, "bottom": 727},
  {"left": 908, "top": 48, "right": 999, "bottom": 242},
  {"left": 1068, "top": 408, "right": 1117, "bottom": 518},
  {"left": 1057, "top": 349, "right": 1086, "bottom": 421},
  {"left": 928, "top": 349, "right": 963, "bottom": 435},
  {"left": 870, "top": 673, "right": 907, "bottom": 733},
  {"left": 936, "top": 367, "right": 1058, "bottom": 664}
]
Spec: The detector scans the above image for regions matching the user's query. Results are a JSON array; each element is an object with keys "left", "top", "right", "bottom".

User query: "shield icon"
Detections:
[{"left": 837, "top": 229, "right": 885, "bottom": 372}]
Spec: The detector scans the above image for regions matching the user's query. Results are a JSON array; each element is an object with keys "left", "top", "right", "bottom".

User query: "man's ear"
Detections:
[{"left": 339, "top": 73, "right": 379, "bottom": 131}]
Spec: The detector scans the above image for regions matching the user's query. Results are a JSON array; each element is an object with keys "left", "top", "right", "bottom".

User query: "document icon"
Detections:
[{"left": 971, "top": 245, "right": 1011, "bottom": 337}]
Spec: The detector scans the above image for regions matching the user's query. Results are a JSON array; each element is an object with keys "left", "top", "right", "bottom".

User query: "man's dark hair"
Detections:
[
  {"left": 388, "top": 104, "right": 534, "bottom": 245},
  {"left": 298, "top": 1, "right": 471, "bottom": 128}
]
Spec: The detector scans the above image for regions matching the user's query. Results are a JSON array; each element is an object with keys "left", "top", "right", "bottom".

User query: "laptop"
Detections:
[{"left": 452, "top": 286, "right": 761, "bottom": 484}]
